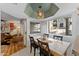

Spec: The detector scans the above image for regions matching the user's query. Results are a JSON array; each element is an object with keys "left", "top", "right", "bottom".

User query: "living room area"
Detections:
[{"left": 1, "top": 11, "right": 27, "bottom": 56}]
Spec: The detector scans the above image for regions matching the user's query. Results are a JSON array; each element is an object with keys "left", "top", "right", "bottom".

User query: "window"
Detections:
[
  {"left": 48, "top": 17, "right": 72, "bottom": 36},
  {"left": 30, "top": 22, "right": 41, "bottom": 33}
]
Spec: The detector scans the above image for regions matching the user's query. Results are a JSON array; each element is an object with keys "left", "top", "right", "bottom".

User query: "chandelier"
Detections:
[{"left": 36, "top": 6, "right": 44, "bottom": 19}]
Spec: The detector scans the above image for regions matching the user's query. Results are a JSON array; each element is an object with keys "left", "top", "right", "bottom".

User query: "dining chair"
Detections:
[
  {"left": 37, "top": 39, "right": 51, "bottom": 56},
  {"left": 72, "top": 49, "right": 79, "bottom": 56},
  {"left": 53, "top": 35, "right": 63, "bottom": 41},
  {"left": 29, "top": 36, "right": 38, "bottom": 56}
]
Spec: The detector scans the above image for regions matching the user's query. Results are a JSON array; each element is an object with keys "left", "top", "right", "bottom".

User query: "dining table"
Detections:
[{"left": 32, "top": 35, "right": 70, "bottom": 56}]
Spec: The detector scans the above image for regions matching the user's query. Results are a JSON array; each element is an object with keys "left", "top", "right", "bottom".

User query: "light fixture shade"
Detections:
[{"left": 36, "top": 6, "right": 44, "bottom": 19}]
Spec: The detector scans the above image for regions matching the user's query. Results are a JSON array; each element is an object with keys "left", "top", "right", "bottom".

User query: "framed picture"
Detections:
[{"left": 53, "top": 20, "right": 57, "bottom": 29}]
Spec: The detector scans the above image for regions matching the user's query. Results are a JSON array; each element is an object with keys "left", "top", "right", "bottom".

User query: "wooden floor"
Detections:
[{"left": 1, "top": 43, "right": 26, "bottom": 56}]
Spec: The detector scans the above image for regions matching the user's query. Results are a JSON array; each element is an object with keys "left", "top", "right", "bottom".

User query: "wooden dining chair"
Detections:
[
  {"left": 37, "top": 39, "right": 51, "bottom": 56},
  {"left": 53, "top": 35, "right": 63, "bottom": 41},
  {"left": 29, "top": 36, "right": 38, "bottom": 56},
  {"left": 72, "top": 49, "right": 79, "bottom": 56}
]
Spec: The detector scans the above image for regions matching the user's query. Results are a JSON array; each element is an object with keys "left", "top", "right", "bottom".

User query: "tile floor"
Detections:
[{"left": 12, "top": 46, "right": 40, "bottom": 56}]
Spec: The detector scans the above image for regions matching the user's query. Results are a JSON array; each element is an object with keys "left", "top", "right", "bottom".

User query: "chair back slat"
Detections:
[{"left": 37, "top": 39, "right": 50, "bottom": 56}]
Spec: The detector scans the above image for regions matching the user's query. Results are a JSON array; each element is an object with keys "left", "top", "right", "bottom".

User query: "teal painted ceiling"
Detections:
[{"left": 24, "top": 3, "right": 59, "bottom": 19}]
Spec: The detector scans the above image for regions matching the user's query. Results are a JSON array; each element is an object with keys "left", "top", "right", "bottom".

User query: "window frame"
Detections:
[{"left": 30, "top": 22, "right": 41, "bottom": 33}]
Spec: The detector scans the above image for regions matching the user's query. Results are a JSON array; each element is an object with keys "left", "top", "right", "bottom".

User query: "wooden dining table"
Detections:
[{"left": 32, "top": 35, "right": 70, "bottom": 56}]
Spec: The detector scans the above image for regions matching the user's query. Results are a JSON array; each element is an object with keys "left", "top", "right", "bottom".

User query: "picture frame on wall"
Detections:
[
  {"left": 53, "top": 20, "right": 57, "bottom": 29},
  {"left": 59, "top": 23, "right": 64, "bottom": 29},
  {"left": 60, "top": 23, "right": 63, "bottom": 27}
]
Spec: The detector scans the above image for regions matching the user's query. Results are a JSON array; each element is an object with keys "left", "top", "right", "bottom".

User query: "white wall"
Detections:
[
  {"left": 26, "top": 17, "right": 30, "bottom": 46},
  {"left": 0, "top": 3, "right": 27, "bottom": 18},
  {"left": 72, "top": 10, "right": 79, "bottom": 53},
  {"left": 0, "top": 10, "right": 1, "bottom": 54},
  {"left": 40, "top": 21, "right": 48, "bottom": 34},
  {"left": 0, "top": 10, "right": 1, "bottom": 33},
  {"left": 20, "top": 19, "right": 27, "bottom": 45}
]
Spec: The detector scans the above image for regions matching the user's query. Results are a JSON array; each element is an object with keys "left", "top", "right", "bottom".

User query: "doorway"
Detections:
[{"left": 1, "top": 12, "right": 27, "bottom": 56}]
